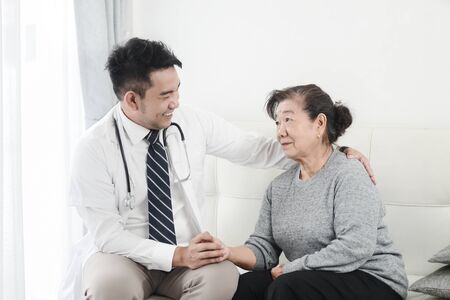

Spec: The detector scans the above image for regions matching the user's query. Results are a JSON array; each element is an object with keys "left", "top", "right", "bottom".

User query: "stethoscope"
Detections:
[{"left": 113, "top": 117, "right": 191, "bottom": 210}]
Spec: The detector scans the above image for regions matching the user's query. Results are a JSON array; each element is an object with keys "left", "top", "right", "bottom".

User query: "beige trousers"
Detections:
[{"left": 82, "top": 252, "right": 239, "bottom": 300}]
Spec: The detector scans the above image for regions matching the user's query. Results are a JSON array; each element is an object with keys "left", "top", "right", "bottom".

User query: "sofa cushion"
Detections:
[
  {"left": 409, "top": 265, "right": 450, "bottom": 298},
  {"left": 429, "top": 244, "right": 450, "bottom": 264},
  {"left": 147, "top": 296, "right": 170, "bottom": 300}
]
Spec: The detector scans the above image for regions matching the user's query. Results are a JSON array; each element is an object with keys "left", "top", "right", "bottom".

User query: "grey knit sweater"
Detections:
[{"left": 245, "top": 149, "right": 408, "bottom": 299}]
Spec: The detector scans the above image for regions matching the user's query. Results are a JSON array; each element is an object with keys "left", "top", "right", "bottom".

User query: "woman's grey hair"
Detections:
[{"left": 265, "top": 84, "right": 352, "bottom": 143}]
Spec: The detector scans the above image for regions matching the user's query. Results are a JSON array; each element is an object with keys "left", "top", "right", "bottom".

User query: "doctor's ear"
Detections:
[{"left": 123, "top": 91, "right": 139, "bottom": 111}]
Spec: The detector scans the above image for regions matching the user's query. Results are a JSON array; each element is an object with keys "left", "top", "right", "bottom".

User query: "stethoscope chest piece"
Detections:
[{"left": 125, "top": 192, "right": 135, "bottom": 209}]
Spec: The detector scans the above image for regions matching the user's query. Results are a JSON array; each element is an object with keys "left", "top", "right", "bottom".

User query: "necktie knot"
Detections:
[{"left": 145, "top": 130, "right": 160, "bottom": 145}]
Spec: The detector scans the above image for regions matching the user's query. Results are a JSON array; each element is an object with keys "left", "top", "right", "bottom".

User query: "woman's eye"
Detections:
[
  {"left": 285, "top": 117, "right": 291, "bottom": 122},
  {"left": 275, "top": 121, "right": 280, "bottom": 126}
]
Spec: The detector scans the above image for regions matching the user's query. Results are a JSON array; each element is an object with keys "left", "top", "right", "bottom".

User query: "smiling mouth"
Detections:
[{"left": 163, "top": 112, "right": 173, "bottom": 117}]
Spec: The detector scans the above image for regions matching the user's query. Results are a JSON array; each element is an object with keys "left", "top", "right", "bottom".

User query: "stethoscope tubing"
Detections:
[
  {"left": 163, "top": 122, "right": 185, "bottom": 145},
  {"left": 114, "top": 118, "right": 131, "bottom": 195},
  {"left": 113, "top": 119, "right": 189, "bottom": 209}
]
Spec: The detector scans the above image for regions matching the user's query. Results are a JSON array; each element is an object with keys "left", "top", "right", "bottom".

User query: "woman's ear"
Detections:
[
  {"left": 123, "top": 91, "right": 139, "bottom": 111},
  {"left": 316, "top": 113, "right": 327, "bottom": 135}
]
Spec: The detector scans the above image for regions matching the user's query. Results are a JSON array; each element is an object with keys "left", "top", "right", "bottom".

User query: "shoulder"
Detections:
[
  {"left": 173, "top": 105, "right": 242, "bottom": 140},
  {"left": 174, "top": 105, "right": 230, "bottom": 128},
  {"left": 329, "top": 151, "right": 378, "bottom": 196},
  {"left": 263, "top": 165, "right": 297, "bottom": 203},
  {"left": 173, "top": 105, "right": 217, "bottom": 122},
  {"left": 173, "top": 105, "right": 210, "bottom": 130},
  {"left": 74, "top": 109, "right": 115, "bottom": 160},
  {"left": 329, "top": 151, "right": 369, "bottom": 179},
  {"left": 271, "top": 165, "right": 298, "bottom": 188}
]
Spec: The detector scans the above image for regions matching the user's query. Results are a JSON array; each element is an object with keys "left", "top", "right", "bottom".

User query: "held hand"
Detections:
[
  {"left": 222, "top": 245, "right": 257, "bottom": 270},
  {"left": 211, "top": 236, "right": 230, "bottom": 261},
  {"left": 342, "top": 147, "right": 376, "bottom": 184},
  {"left": 173, "top": 232, "right": 226, "bottom": 269},
  {"left": 221, "top": 245, "right": 232, "bottom": 261},
  {"left": 271, "top": 265, "right": 284, "bottom": 280}
]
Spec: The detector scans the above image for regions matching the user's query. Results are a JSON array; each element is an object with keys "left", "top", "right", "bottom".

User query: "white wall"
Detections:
[{"left": 132, "top": 0, "right": 450, "bottom": 128}]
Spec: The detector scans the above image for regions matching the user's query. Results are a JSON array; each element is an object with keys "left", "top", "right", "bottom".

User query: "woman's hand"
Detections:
[
  {"left": 341, "top": 147, "right": 376, "bottom": 184},
  {"left": 224, "top": 246, "right": 257, "bottom": 270},
  {"left": 221, "top": 245, "right": 232, "bottom": 260},
  {"left": 271, "top": 265, "right": 284, "bottom": 280}
]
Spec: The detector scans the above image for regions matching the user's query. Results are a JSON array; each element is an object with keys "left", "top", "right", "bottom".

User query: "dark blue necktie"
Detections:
[{"left": 145, "top": 130, "right": 177, "bottom": 245}]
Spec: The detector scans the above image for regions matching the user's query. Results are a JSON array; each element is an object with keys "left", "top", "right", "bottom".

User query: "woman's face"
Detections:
[{"left": 275, "top": 98, "right": 322, "bottom": 161}]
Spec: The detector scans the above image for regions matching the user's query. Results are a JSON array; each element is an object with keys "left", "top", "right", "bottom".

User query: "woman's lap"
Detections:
[{"left": 233, "top": 269, "right": 402, "bottom": 300}]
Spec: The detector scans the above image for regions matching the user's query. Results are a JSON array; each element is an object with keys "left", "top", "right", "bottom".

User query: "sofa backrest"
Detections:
[{"left": 203, "top": 124, "right": 450, "bottom": 277}]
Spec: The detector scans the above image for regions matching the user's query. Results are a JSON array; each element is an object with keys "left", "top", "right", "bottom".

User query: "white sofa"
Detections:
[{"left": 150, "top": 124, "right": 450, "bottom": 300}]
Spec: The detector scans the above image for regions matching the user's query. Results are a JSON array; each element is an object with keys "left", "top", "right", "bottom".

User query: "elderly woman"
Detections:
[{"left": 225, "top": 84, "right": 408, "bottom": 300}]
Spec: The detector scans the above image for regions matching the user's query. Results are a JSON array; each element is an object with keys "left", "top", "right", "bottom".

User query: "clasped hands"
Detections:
[
  {"left": 172, "top": 231, "right": 284, "bottom": 279},
  {"left": 172, "top": 231, "right": 228, "bottom": 269}
]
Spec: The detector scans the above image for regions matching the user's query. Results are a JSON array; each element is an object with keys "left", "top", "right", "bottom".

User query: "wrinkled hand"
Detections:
[
  {"left": 271, "top": 265, "right": 284, "bottom": 280},
  {"left": 178, "top": 232, "right": 227, "bottom": 269},
  {"left": 343, "top": 147, "right": 376, "bottom": 184}
]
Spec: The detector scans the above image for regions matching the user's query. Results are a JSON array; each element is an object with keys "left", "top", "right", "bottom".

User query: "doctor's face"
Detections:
[
  {"left": 275, "top": 98, "right": 321, "bottom": 161},
  {"left": 134, "top": 67, "right": 180, "bottom": 130}
]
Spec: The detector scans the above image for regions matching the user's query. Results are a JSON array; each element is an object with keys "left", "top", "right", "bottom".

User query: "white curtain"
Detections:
[
  {"left": 1, "top": 0, "right": 84, "bottom": 299},
  {"left": 1, "top": 0, "right": 25, "bottom": 299},
  {"left": 74, "top": 0, "right": 132, "bottom": 128}
]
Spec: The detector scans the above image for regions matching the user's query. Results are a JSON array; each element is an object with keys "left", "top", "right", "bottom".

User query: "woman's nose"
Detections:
[{"left": 277, "top": 124, "right": 287, "bottom": 138}]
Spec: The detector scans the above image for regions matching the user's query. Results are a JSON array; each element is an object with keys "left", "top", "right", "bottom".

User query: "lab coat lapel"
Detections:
[
  {"left": 164, "top": 127, "right": 204, "bottom": 233},
  {"left": 179, "top": 180, "right": 203, "bottom": 233}
]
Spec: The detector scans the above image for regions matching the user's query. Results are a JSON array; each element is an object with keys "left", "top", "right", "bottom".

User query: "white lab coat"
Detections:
[{"left": 58, "top": 104, "right": 290, "bottom": 300}]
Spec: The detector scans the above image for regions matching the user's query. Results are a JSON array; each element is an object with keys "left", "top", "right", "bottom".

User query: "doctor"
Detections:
[{"left": 58, "top": 37, "right": 373, "bottom": 300}]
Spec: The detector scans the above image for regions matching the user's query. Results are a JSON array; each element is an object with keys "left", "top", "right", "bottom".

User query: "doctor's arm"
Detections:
[
  {"left": 77, "top": 206, "right": 224, "bottom": 270},
  {"left": 71, "top": 138, "right": 223, "bottom": 271},
  {"left": 198, "top": 109, "right": 375, "bottom": 180},
  {"left": 76, "top": 206, "right": 175, "bottom": 271},
  {"left": 70, "top": 138, "right": 176, "bottom": 271},
  {"left": 197, "top": 109, "right": 292, "bottom": 169}
]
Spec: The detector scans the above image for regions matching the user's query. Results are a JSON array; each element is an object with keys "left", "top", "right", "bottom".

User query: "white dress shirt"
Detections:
[{"left": 61, "top": 103, "right": 290, "bottom": 300}]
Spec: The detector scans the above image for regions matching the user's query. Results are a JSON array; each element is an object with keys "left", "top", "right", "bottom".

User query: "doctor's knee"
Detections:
[
  {"left": 186, "top": 260, "right": 239, "bottom": 300},
  {"left": 82, "top": 253, "right": 147, "bottom": 300}
]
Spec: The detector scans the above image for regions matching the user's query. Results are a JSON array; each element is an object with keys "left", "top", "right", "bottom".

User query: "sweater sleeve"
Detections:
[
  {"left": 245, "top": 184, "right": 282, "bottom": 270},
  {"left": 283, "top": 162, "right": 380, "bottom": 274}
]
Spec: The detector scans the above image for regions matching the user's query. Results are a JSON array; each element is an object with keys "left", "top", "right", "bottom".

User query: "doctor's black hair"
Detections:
[
  {"left": 265, "top": 84, "right": 352, "bottom": 144},
  {"left": 106, "top": 37, "right": 182, "bottom": 100}
]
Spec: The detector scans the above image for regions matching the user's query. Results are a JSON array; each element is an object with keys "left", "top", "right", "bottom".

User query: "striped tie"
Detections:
[{"left": 145, "top": 130, "right": 177, "bottom": 245}]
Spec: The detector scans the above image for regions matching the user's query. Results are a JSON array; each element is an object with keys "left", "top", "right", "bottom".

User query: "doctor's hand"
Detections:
[
  {"left": 340, "top": 146, "right": 376, "bottom": 185},
  {"left": 172, "top": 232, "right": 226, "bottom": 269}
]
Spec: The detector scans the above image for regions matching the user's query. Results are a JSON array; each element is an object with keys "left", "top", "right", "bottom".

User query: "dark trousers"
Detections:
[{"left": 232, "top": 270, "right": 402, "bottom": 300}]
